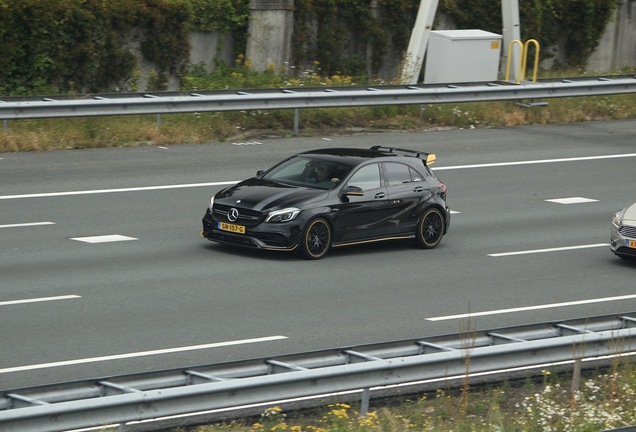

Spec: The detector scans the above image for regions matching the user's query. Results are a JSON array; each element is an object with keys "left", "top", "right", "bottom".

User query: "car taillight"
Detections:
[{"left": 439, "top": 182, "right": 447, "bottom": 193}]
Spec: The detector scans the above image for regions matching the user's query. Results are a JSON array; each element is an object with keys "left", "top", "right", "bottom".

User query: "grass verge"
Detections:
[
  {"left": 2, "top": 87, "right": 636, "bottom": 153},
  {"left": 174, "top": 360, "right": 636, "bottom": 431}
]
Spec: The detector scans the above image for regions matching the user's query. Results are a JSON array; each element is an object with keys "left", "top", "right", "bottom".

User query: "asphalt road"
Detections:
[{"left": 1, "top": 119, "right": 635, "bottom": 391}]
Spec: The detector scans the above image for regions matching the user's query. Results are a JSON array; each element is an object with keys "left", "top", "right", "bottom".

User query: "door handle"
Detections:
[
  {"left": 413, "top": 186, "right": 424, "bottom": 193},
  {"left": 374, "top": 192, "right": 386, "bottom": 199}
]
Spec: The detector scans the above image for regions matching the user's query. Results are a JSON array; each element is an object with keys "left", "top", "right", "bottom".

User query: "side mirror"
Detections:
[
  {"left": 344, "top": 185, "right": 364, "bottom": 196},
  {"left": 256, "top": 170, "right": 265, "bottom": 176}
]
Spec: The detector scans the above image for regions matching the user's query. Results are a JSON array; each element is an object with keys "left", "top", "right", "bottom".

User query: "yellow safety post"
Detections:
[
  {"left": 505, "top": 39, "right": 524, "bottom": 83},
  {"left": 505, "top": 39, "right": 540, "bottom": 84},
  {"left": 521, "top": 39, "right": 540, "bottom": 83}
]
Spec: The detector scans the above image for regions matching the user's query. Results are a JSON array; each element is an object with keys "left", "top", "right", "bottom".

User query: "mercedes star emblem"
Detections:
[{"left": 228, "top": 208, "right": 239, "bottom": 222}]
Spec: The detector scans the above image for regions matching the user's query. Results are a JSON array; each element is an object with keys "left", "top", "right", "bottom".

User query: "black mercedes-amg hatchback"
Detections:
[{"left": 202, "top": 146, "right": 450, "bottom": 259}]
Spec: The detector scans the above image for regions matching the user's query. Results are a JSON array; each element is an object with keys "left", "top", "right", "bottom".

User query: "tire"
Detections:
[
  {"left": 300, "top": 218, "right": 331, "bottom": 259},
  {"left": 414, "top": 207, "right": 445, "bottom": 249}
]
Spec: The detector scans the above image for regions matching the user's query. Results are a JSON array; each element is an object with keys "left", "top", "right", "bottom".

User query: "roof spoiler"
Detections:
[{"left": 370, "top": 146, "right": 437, "bottom": 166}]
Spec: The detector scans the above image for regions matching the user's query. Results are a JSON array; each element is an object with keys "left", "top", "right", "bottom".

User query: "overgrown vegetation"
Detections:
[
  {"left": 0, "top": 0, "right": 631, "bottom": 153},
  {"left": 441, "top": 0, "right": 616, "bottom": 67},
  {"left": 2, "top": 63, "right": 635, "bottom": 153},
  {"left": 166, "top": 360, "right": 636, "bottom": 431},
  {"left": 291, "top": 0, "right": 618, "bottom": 78},
  {"left": 0, "top": 0, "right": 620, "bottom": 95},
  {"left": 0, "top": 0, "right": 195, "bottom": 95}
]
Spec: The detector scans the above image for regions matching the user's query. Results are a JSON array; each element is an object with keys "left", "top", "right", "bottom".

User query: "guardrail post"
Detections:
[
  {"left": 293, "top": 108, "right": 300, "bottom": 136},
  {"left": 360, "top": 388, "right": 370, "bottom": 416},
  {"left": 571, "top": 358, "right": 582, "bottom": 392}
]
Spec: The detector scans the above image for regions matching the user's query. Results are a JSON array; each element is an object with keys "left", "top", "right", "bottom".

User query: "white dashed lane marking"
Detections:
[
  {"left": 487, "top": 196, "right": 603, "bottom": 257},
  {"left": 71, "top": 235, "right": 138, "bottom": 244},
  {"left": 545, "top": 197, "right": 599, "bottom": 204},
  {"left": 0, "top": 222, "right": 55, "bottom": 228},
  {"left": 0, "top": 295, "right": 81, "bottom": 307}
]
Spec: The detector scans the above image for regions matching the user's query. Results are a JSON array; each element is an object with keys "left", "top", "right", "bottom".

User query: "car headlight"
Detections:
[
  {"left": 612, "top": 209, "right": 624, "bottom": 228},
  {"left": 209, "top": 196, "right": 215, "bottom": 212},
  {"left": 265, "top": 207, "right": 301, "bottom": 223}
]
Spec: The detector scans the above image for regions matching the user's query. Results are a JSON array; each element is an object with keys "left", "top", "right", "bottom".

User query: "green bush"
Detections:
[
  {"left": 0, "top": 0, "right": 618, "bottom": 96},
  {"left": 442, "top": 0, "right": 617, "bottom": 68},
  {"left": 0, "top": 0, "right": 192, "bottom": 95},
  {"left": 291, "top": 0, "right": 618, "bottom": 78}
]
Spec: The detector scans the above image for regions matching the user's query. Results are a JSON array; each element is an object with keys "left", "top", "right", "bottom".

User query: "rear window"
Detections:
[{"left": 384, "top": 162, "right": 424, "bottom": 185}]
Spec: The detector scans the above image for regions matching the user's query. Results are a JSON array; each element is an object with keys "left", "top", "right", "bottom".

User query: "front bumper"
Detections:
[
  {"left": 201, "top": 208, "right": 301, "bottom": 251},
  {"left": 610, "top": 222, "right": 636, "bottom": 258}
]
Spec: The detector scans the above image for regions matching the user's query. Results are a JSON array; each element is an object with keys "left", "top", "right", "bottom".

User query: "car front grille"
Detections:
[
  {"left": 619, "top": 224, "right": 636, "bottom": 239},
  {"left": 209, "top": 231, "right": 259, "bottom": 248},
  {"left": 616, "top": 246, "right": 636, "bottom": 258},
  {"left": 213, "top": 204, "right": 263, "bottom": 227}
]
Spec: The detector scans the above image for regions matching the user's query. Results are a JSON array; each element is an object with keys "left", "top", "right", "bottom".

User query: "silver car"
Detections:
[{"left": 611, "top": 202, "right": 636, "bottom": 259}]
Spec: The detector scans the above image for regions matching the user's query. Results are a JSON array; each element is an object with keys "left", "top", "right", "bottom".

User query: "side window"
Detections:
[
  {"left": 410, "top": 167, "right": 424, "bottom": 182},
  {"left": 385, "top": 162, "right": 425, "bottom": 185},
  {"left": 385, "top": 162, "right": 412, "bottom": 185},
  {"left": 348, "top": 163, "right": 381, "bottom": 191}
]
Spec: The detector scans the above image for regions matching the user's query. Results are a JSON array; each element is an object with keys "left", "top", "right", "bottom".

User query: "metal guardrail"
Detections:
[
  {"left": 2, "top": 313, "right": 636, "bottom": 432},
  {"left": 1, "top": 75, "right": 635, "bottom": 120},
  {"left": 2, "top": 77, "right": 636, "bottom": 430}
]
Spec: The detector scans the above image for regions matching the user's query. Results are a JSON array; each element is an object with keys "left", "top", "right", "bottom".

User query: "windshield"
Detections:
[{"left": 262, "top": 156, "right": 353, "bottom": 190}]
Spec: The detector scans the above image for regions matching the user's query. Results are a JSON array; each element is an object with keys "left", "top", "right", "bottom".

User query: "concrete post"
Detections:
[
  {"left": 501, "top": 0, "right": 522, "bottom": 82},
  {"left": 400, "top": 0, "right": 440, "bottom": 85},
  {"left": 367, "top": 0, "right": 379, "bottom": 77},
  {"left": 246, "top": 0, "right": 294, "bottom": 73}
]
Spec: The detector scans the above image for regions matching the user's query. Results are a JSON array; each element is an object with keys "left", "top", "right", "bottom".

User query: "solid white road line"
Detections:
[
  {"left": 432, "top": 153, "right": 636, "bottom": 171},
  {"left": 0, "top": 295, "right": 81, "bottom": 307},
  {"left": 0, "top": 335, "right": 289, "bottom": 374},
  {"left": 0, "top": 181, "right": 239, "bottom": 200},
  {"left": 2, "top": 153, "right": 636, "bottom": 200},
  {"left": 488, "top": 243, "right": 609, "bottom": 257},
  {"left": 427, "top": 294, "right": 636, "bottom": 321},
  {"left": 0, "top": 221, "right": 55, "bottom": 228}
]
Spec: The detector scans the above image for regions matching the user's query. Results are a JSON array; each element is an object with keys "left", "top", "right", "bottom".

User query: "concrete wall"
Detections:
[
  {"left": 245, "top": 0, "right": 294, "bottom": 72},
  {"left": 587, "top": 0, "right": 636, "bottom": 72},
  {"left": 189, "top": 31, "right": 235, "bottom": 71},
  {"left": 181, "top": 0, "right": 636, "bottom": 90}
]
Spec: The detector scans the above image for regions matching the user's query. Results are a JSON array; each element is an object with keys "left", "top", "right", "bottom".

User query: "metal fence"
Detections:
[
  {"left": 3, "top": 77, "right": 636, "bottom": 430},
  {"left": 2, "top": 313, "right": 636, "bottom": 432},
  {"left": 1, "top": 75, "right": 635, "bottom": 122}
]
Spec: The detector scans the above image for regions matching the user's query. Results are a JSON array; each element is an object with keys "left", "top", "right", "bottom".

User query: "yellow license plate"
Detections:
[
  {"left": 219, "top": 222, "right": 245, "bottom": 234},
  {"left": 628, "top": 239, "right": 636, "bottom": 249}
]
